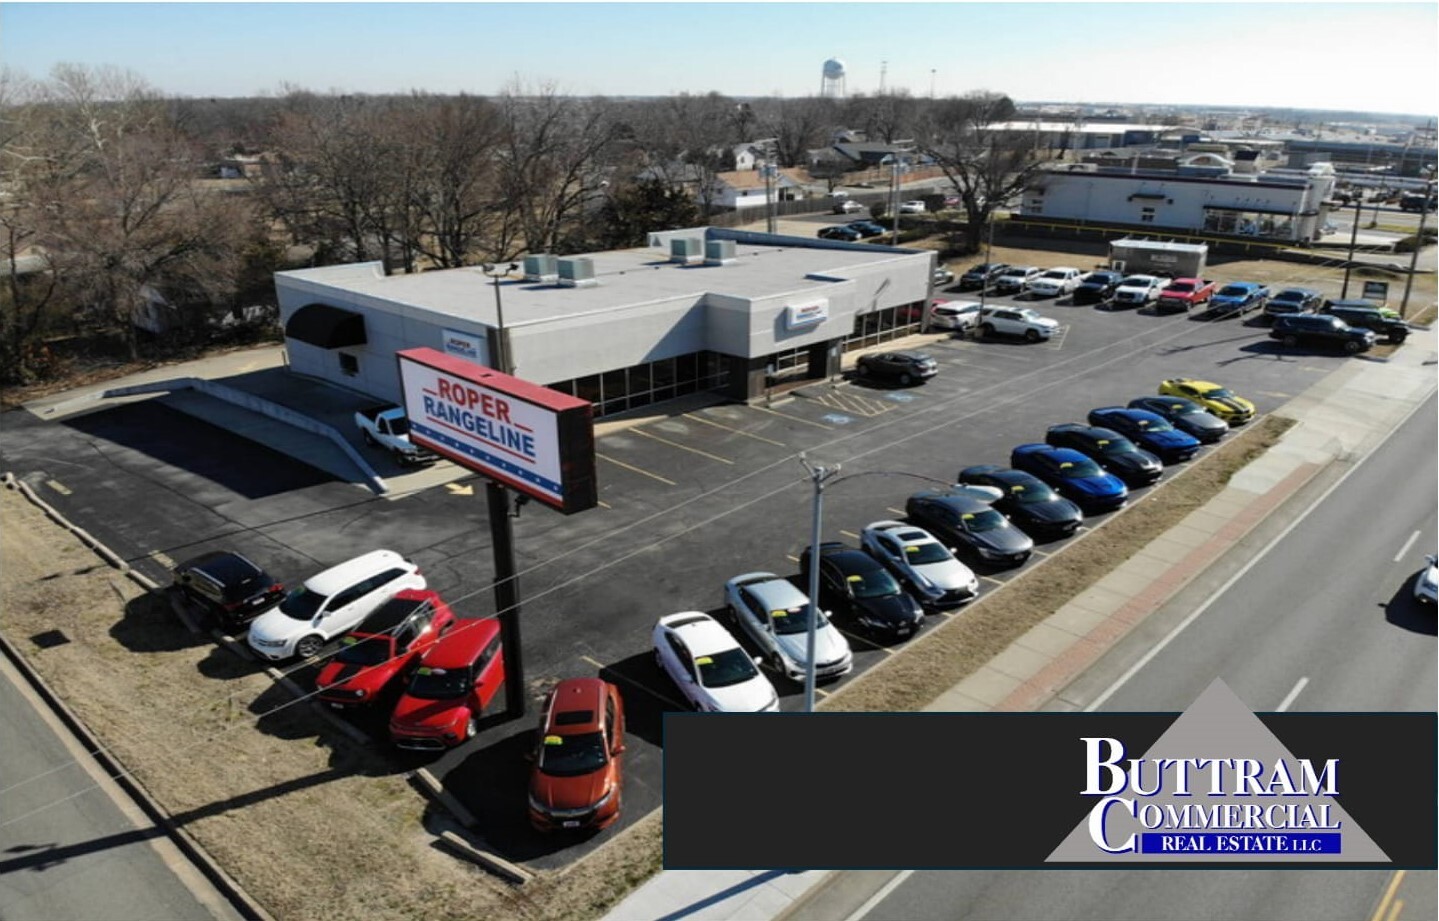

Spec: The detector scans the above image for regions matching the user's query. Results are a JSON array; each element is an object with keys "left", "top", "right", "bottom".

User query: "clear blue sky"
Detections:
[{"left": 3, "top": 2, "right": 1435, "bottom": 115}]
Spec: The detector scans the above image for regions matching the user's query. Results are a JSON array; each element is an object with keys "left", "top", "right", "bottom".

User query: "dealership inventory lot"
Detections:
[{"left": 0, "top": 293, "right": 1351, "bottom": 868}]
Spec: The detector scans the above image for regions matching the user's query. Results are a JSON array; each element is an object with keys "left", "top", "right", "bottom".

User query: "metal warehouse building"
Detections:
[{"left": 275, "top": 227, "right": 936, "bottom": 418}]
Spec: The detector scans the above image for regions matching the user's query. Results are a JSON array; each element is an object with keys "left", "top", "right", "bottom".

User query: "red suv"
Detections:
[
  {"left": 527, "top": 678, "right": 625, "bottom": 832},
  {"left": 315, "top": 590, "right": 455, "bottom": 708},
  {"left": 387, "top": 617, "right": 504, "bottom": 750}
]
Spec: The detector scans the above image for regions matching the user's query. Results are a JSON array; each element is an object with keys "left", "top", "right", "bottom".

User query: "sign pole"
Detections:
[{"left": 487, "top": 479, "right": 526, "bottom": 720}]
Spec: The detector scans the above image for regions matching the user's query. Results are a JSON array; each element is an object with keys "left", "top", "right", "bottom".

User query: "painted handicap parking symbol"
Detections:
[
  {"left": 884, "top": 393, "right": 917, "bottom": 403},
  {"left": 822, "top": 413, "right": 854, "bottom": 425}
]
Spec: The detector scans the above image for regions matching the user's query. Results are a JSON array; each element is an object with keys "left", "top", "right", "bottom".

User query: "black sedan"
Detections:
[
  {"left": 848, "top": 220, "right": 887, "bottom": 238},
  {"left": 1071, "top": 270, "right": 1124, "bottom": 305},
  {"left": 799, "top": 542, "right": 925, "bottom": 640},
  {"left": 904, "top": 491, "right": 1034, "bottom": 567},
  {"left": 1126, "top": 396, "right": 1229, "bottom": 444},
  {"left": 958, "top": 262, "right": 1009, "bottom": 291},
  {"left": 172, "top": 550, "right": 285, "bottom": 630},
  {"left": 818, "top": 225, "right": 863, "bottom": 242},
  {"left": 855, "top": 350, "right": 937, "bottom": 385},
  {"left": 1088, "top": 407, "right": 1204, "bottom": 463},
  {"left": 1045, "top": 423, "right": 1162, "bottom": 487},
  {"left": 956, "top": 466, "right": 1084, "bottom": 540}
]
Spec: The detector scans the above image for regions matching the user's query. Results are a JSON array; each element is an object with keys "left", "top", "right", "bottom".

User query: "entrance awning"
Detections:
[{"left": 285, "top": 303, "right": 367, "bottom": 349}]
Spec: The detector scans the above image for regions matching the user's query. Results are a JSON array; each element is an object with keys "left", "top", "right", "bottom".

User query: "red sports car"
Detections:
[{"left": 315, "top": 589, "right": 454, "bottom": 708}]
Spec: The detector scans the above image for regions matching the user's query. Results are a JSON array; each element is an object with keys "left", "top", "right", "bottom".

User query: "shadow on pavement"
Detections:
[
  {"left": 1384, "top": 578, "right": 1437, "bottom": 636},
  {"left": 109, "top": 590, "right": 214, "bottom": 653}
]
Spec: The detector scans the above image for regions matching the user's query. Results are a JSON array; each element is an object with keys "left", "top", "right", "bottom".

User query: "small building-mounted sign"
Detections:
[{"left": 785, "top": 298, "right": 829, "bottom": 330}]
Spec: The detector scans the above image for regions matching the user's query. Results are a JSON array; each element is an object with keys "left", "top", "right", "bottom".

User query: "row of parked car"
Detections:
[
  {"left": 646, "top": 377, "right": 1255, "bottom": 721},
  {"left": 172, "top": 548, "right": 623, "bottom": 833}
]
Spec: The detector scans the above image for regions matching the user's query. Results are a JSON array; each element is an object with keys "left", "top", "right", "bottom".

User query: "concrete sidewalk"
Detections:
[{"left": 600, "top": 326, "right": 1437, "bottom": 921}]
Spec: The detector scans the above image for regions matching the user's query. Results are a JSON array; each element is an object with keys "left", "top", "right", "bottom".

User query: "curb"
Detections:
[
  {"left": 260, "top": 665, "right": 375, "bottom": 750},
  {"left": 437, "top": 830, "right": 534, "bottom": 885},
  {"left": 411, "top": 766, "right": 481, "bottom": 830}
]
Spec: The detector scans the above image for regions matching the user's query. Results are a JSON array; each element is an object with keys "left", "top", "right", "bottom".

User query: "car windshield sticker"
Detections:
[
  {"left": 1060, "top": 462, "right": 1074, "bottom": 469},
  {"left": 544, "top": 735, "right": 563, "bottom": 746},
  {"left": 1097, "top": 440, "right": 1109, "bottom": 446},
  {"left": 1012, "top": 484, "right": 1025, "bottom": 492},
  {"left": 771, "top": 610, "right": 788, "bottom": 618},
  {"left": 906, "top": 545, "right": 920, "bottom": 553},
  {"left": 341, "top": 636, "right": 358, "bottom": 645},
  {"left": 847, "top": 575, "right": 864, "bottom": 582},
  {"left": 695, "top": 656, "right": 713, "bottom": 666},
  {"left": 962, "top": 513, "right": 975, "bottom": 520},
  {"left": 1138, "top": 419, "right": 1149, "bottom": 427}
]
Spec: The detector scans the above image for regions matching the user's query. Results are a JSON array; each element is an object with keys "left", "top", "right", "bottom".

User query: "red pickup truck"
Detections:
[{"left": 1155, "top": 278, "right": 1216, "bottom": 313}]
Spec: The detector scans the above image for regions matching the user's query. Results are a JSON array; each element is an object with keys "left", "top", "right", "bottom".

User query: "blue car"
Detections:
[
  {"left": 1088, "top": 407, "right": 1203, "bottom": 464},
  {"left": 1010, "top": 444, "right": 1128, "bottom": 513},
  {"left": 1208, "top": 282, "right": 1270, "bottom": 317}
]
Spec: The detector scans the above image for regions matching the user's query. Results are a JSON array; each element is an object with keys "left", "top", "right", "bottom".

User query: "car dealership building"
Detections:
[{"left": 275, "top": 227, "right": 936, "bottom": 418}]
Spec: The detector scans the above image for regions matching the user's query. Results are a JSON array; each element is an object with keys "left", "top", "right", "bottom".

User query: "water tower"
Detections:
[{"left": 820, "top": 58, "right": 846, "bottom": 98}]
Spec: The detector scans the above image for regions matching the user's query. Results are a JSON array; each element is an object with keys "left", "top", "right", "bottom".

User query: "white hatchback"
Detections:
[
  {"left": 246, "top": 550, "right": 425, "bottom": 661},
  {"left": 653, "top": 612, "right": 779, "bottom": 712}
]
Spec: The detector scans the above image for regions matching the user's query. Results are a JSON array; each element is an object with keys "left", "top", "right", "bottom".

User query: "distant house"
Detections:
[
  {"left": 706, "top": 169, "right": 804, "bottom": 210},
  {"left": 731, "top": 140, "right": 778, "bottom": 172}
]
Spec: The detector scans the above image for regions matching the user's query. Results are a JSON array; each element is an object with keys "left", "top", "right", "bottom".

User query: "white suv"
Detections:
[
  {"left": 1028, "top": 267, "right": 1085, "bottom": 298},
  {"left": 929, "top": 299, "right": 983, "bottom": 334},
  {"left": 247, "top": 550, "right": 425, "bottom": 660},
  {"left": 978, "top": 306, "right": 1061, "bottom": 342}
]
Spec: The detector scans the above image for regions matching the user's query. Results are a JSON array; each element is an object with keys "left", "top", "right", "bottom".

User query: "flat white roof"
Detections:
[{"left": 277, "top": 232, "right": 924, "bottom": 328}]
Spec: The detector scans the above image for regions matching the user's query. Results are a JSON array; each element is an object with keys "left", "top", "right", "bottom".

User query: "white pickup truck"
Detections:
[{"left": 354, "top": 404, "right": 436, "bottom": 465}]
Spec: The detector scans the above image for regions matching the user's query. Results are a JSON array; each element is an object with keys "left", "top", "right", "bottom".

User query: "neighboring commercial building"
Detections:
[
  {"left": 1018, "top": 161, "right": 1338, "bottom": 244},
  {"left": 983, "top": 121, "right": 1168, "bottom": 151},
  {"left": 275, "top": 227, "right": 935, "bottom": 418}
]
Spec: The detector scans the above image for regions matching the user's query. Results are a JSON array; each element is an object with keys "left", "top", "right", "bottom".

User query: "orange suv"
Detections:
[{"left": 527, "top": 678, "right": 625, "bottom": 832}]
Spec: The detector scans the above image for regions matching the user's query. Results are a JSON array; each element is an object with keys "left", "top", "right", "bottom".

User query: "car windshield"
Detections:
[
  {"left": 696, "top": 648, "right": 760, "bottom": 688},
  {"left": 1010, "top": 480, "right": 1060, "bottom": 504},
  {"left": 904, "top": 542, "right": 952, "bottom": 565},
  {"left": 1218, "top": 286, "right": 1247, "bottom": 297},
  {"left": 1204, "top": 387, "right": 1235, "bottom": 399},
  {"left": 770, "top": 607, "right": 824, "bottom": 636},
  {"left": 278, "top": 587, "right": 324, "bottom": 620},
  {"left": 405, "top": 667, "right": 470, "bottom": 700},
  {"left": 1274, "top": 291, "right": 1305, "bottom": 303},
  {"left": 538, "top": 731, "right": 608, "bottom": 778},
  {"left": 1097, "top": 438, "right": 1137, "bottom": 455},
  {"left": 1041, "top": 271, "right": 1067, "bottom": 280},
  {"left": 961, "top": 509, "right": 1007, "bottom": 532},
  {"left": 847, "top": 567, "right": 903, "bottom": 599},
  {"left": 1138, "top": 417, "right": 1174, "bottom": 432},
  {"left": 1058, "top": 457, "right": 1103, "bottom": 478},
  {"left": 1166, "top": 281, "right": 1195, "bottom": 292},
  {"left": 336, "top": 634, "right": 395, "bottom": 666},
  {"left": 1120, "top": 277, "right": 1149, "bottom": 287}
]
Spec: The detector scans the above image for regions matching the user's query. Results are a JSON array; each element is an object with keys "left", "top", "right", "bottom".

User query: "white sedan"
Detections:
[
  {"left": 653, "top": 612, "right": 779, "bottom": 712},
  {"left": 899, "top": 200, "right": 927, "bottom": 214},
  {"left": 860, "top": 520, "right": 980, "bottom": 609},
  {"left": 1416, "top": 555, "right": 1437, "bottom": 604},
  {"left": 723, "top": 573, "right": 853, "bottom": 683}
]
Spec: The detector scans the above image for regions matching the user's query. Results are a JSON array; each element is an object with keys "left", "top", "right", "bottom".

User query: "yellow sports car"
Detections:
[{"left": 1158, "top": 378, "right": 1255, "bottom": 424}]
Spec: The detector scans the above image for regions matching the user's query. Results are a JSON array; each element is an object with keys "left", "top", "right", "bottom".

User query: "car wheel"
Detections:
[
  {"left": 295, "top": 634, "right": 324, "bottom": 659},
  {"left": 1282, "top": 334, "right": 1298, "bottom": 347},
  {"left": 899, "top": 372, "right": 912, "bottom": 386},
  {"left": 1388, "top": 332, "right": 1406, "bottom": 344},
  {"left": 980, "top": 323, "right": 995, "bottom": 337},
  {"left": 768, "top": 651, "right": 785, "bottom": 673},
  {"left": 857, "top": 363, "right": 870, "bottom": 377},
  {"left": 1343, "top": 340, "right": 1361, "bottom": 354},
  {"left": 1024, "top": 328, "right": 1041, "bottom": 342}
]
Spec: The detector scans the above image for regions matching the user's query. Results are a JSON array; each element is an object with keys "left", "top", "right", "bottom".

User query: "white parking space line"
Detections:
[
  {"left": 840, "top": 529, "right": 860, "bottom": 540},
  {"left": 1276, "top": 677, "right": 1309, "bottom": 712},
  {"left": 751, "top": 405, "right": 833, "bottom": 429},
  {"left": 596, "top": 452, "right": 677, "bottom": 486},
  {"left": 45, "top": 479, "right": 71, "bottom": 495},
  {"left": 981, "top": 575, "right": 1007, "bottom": 587},
  {"left": 149, "top": 550, "right": 176, "bottom": 570},
  {"left": 835, "top": 627, "right": 897, "bottom": 655},
  {"left": 632, "top": 427, "right": 735, "bottom": 465},
  {"left": 1394, "top": 529, "right": 1421, "bottom": 563},
  {"left": 786, "top": 554, "right": 801, "bottom": 563},
  {"left": 597, "top": 499, "right": 613, "bottom": 509},
  {"left": 580, "top": 654, "right": 688, "bottom": 711},
  {"left": 1031, "top": 549, "right": 1052, "bottom": 559},
  {"left": 887, "top": 507, "right": 905, "bottom": 516},
  {"left": 843, "top": 870, "right": 915, "bottom": 921},
  {"left": 684, "top": 412, "right": 786, "bottom": 447},
  {"left": 815, "top": 687, "right": 831, "bottom": 698}
]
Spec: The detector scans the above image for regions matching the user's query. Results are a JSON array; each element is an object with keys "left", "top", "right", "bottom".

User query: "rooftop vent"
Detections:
[
  {"left": 670, "top": 238, "right": 704, "bottom": 265},
  {"left": 523, "top": 254, "right": 558, "bottom": 283},
  {"left": 557, "top": 257, "right": 597, "bottom": 288},
  {"left": 704, "top": 239, "right": 737, "bottom": 265}
]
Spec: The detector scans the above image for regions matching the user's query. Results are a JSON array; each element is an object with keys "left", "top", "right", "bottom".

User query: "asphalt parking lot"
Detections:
[{"left": 0, "top": 279, "right": 1363, "bottom": 869}]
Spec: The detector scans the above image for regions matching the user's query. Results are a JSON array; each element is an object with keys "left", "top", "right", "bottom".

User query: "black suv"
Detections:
[
  {"left": 798, "top": 542, "right": 924, "bottom": 640},
  {"left": 172, "top": 550, "right": 285, "bottom": 629},
  {"left": 1045, "top": 423, "right": 1162, "bottom": 486},
  {"left": 1270, "top": 314, "right": 1375, "bottom": 353},
  {"left": 1321, "top": 300, "right": 1408, "bottom": 343},
  {"left": 1072, "top": 271, "right": 1124, "bottom": 305},
  {"left": 855, "top": 350, "right": 938, "bottom": 385},
  {"left": 1263, "top": 287, "right": 1323, "bottom": 320},
  {"left": 958, "top": 262, "right": 1009, "bottom": 291}
]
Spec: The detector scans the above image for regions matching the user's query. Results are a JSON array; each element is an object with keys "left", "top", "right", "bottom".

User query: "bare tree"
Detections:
[
  {"left": 916, "top": 92, "right": 1042, "bottom": 254},
  {"left": 399, "top": 93, "right": 504, "bottom": 268},
  {"left": 758, "top": 95, "right": 838, "bottom": 168}
]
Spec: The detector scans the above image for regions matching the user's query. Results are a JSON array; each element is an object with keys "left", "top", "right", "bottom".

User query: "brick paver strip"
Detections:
[{"left": 994, "top": 461, "right": 1321, "bottom": 711}]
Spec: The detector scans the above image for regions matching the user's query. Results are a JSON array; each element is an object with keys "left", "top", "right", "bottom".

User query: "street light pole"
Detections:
[
  {"left": 800, "top": 455, "right": 841, "bottom": 714},
  {"left": 481, "top": 262, "right": 526, "bottom": 719}
]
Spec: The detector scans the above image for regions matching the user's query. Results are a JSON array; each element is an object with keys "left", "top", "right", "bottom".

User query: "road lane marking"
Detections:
[
  {"left": 843, "top": 870, "right": 915, "bottom": 921},
  {"left": 45, "top": 479, "right": 71, "bottom": 496},
  {"left": 632, "top": 428, "right": 734, "bottom": 465},
  {"left": 1276, "top": 677, "right": 1308, "bottom": 712},
  {"left": 751, "top": 405, "right": 833, "bottom": 429},
  {"left": 1369, "top": 871, "right": 1406, "bottom": 921},
  {"left": 596, "top": 452, "right": 676, "bottom": 486},
  {"left": 580, "top": 654, "right": 688, "bottom": 711},
  {"left": 1394, "top": 529, "right": 1421, "bottom": 562},
  {"left": 684, "top": 412, "right": 786, "bottom": 447},
  {"left": 1385, "top": 900, "right": 1403, "bottom": 921},
  {"left": 1084, "top": 393, "right": 1434, "bottom": 713}
]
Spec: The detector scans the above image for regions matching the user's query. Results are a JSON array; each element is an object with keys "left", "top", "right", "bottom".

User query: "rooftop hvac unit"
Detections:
[
  {"left": 670, "top": 238, "right": 704, "bottom": 264},
  {"left": 523, "top": 254, "right": 558, "bottom": 283},
  {"left": 557, "top": 257, "right": 597, "bottom": 288},
  {"left": 704, "top": 240, "right": 737, "bottom": 265}
]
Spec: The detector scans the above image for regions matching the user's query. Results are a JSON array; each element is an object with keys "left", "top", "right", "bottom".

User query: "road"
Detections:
[
  {"left": 834, "top": 393, "right": 1437, "bottom": 921},
  {"left": 0, "top": 652, "right": 242, "bottom": 921}
]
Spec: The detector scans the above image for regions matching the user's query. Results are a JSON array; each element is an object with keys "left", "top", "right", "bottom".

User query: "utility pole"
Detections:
[{"left": 1399, "top": 201, "right": 1429, "bottom": 318}]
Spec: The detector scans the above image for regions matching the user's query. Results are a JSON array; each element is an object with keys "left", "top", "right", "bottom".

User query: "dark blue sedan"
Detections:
[
  {"left": 1010, "top": 444, "right": 1128, "bottom": 513},
  {"left": 1088, "top": 407, "right": 1203, "bottom": 464},
  {"left": 1125, "top": 396, "right": 1228, "bottom": 444}
]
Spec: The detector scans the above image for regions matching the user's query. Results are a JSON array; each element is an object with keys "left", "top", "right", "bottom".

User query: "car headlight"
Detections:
[
  {"left": 528, "top": 794, "right": 547, "bottom": 814},
  {"left": 593, "top": 786, "right": 615, "bottom": 809},
  {"left": 978, "top": 547, "right": 1003, "bottom": 560}
]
